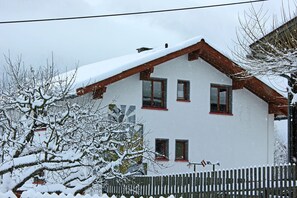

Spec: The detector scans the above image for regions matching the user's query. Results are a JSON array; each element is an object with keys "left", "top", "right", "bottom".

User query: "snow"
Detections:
[
  {"left": 60, "top": 36, "right": 203, "bottom": 92},
  {"left": 0, "top": 64, "right": 146, "bottom": 193},
  {"left": 275, "top": 119, "right": 288, "bottom": 145},
  {"left": 0, "top": 191, "right": 180, "bottom": 198}
]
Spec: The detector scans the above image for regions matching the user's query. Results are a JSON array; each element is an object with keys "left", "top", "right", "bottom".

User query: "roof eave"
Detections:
[{"left": 76, "top": 39, "right": 288, "bottom": 117}]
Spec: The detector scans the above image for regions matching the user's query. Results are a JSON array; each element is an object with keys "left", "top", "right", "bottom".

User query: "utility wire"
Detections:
[{"left": 0, "top": 0, "right": 267, "bottom": 24}]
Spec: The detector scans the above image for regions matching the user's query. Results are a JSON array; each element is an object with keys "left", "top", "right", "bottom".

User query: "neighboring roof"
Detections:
[
  {"left": 71, "top": 37, "right": 287, "bottom": 117},
  {"left": 250, "top": 16, "right": 297, "bottom": 48}
]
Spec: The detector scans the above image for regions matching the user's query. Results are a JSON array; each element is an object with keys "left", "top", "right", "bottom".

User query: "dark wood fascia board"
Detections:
[
  {"left": 245, "top": 78, "right": 287, "bottom": 104},
  {"left": 92, "top": 87, "right": 107, "bottom": 99},
  {"left": 140, "top": 68, "right": 154, "bottom": 80},
  {"left": 198, "top": 42, "right": 245, "bottom": 75},
  {"left": 243, "top": 81, "right": 288, "bottom": 116},
  {"left": 269, "top": 103, "right": 288, "bottom": 116},
  {"left": 77, "top": 40, "right": 204, "bottom": 96},
  {"left": 232, "top": 79, "right": 246, "bottom": 90},
  {"left": 188, "top": 50, "right": 201, "bottom": 61}
]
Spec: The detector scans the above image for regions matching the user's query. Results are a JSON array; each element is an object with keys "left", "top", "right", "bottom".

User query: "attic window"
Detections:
[
  {"left": 177, "top": 80, "right": 190, "bottom": 101},
  {"left": 142, "top": 78, "right": 167, "bottom": 109},
  {"left": 210, "top": 84, "right": 232, "bottom": 114}
]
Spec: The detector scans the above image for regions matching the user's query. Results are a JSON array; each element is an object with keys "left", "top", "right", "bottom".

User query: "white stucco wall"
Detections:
[{"left": 92, "top": 55, "right": 275, "bottom": 175}]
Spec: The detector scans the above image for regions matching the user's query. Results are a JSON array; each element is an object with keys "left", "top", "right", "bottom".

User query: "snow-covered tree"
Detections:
[
  {"left": 0, "top": 57, "right": 146, "bottom": 194},
  {"left": 234, "top": 5, "right": 297, "bottom": 78},
  {"left": 233, "top": 4, "right": 297, "bottom": 163},
  {"left": 274, "top": 124, "right": 287, "bottom": 164}
]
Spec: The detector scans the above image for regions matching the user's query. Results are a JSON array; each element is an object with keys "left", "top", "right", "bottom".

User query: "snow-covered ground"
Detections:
[{"left": 0, "top": 190, "right": 178, "bottom": 198}]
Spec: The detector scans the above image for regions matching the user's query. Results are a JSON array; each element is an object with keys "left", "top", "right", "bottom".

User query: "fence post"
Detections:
[
  {"left": 291, "top": 164, "right": 297, "bottom": 197},
  {"left": 199, "top": 171, "right": 203, "bottom": 198},
  {"left": 230, "top": 169, "right": 234, "bottom": 196}
]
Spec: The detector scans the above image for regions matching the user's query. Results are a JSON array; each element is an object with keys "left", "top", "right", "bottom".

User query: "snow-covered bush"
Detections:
[{"left": 0, "top": 58, "right": 146, "bottom": 194}]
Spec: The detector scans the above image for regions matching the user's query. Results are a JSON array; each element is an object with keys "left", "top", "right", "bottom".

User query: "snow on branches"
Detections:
[
  {"left": 234, "top": 5, "right": 297, "bottom": 81},
  {"left": 0, "top": 58, "right": 146, "bottom": 194}
]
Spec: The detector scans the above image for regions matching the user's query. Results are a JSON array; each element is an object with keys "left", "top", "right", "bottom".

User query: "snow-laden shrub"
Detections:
[{"left": 0, "top": 60, "right": 146, "bottom": 194}]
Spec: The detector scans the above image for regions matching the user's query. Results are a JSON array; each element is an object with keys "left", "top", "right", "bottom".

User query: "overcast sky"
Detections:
[
  {"left": 0, "top": 0, "right": 294, "bottom": 141},
  {"left": 0, "top": 0, "right": 294, "bottom": 73}
]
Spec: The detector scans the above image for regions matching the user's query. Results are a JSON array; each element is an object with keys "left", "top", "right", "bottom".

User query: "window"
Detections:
[
  {"left": 155, "top": 139, "right": 169, "bottom": 160},
  {"left": 177, "top": 80, "right": 190, "bottom": 101},
  {"left": 210, "top": 84, "right": 232, "bottom": 114},
  {"left": 143, "top": 79, "right": 167, "bottom": 109},
  {"left": 175, "top": 140, "right": 188, "bottom": 161}
]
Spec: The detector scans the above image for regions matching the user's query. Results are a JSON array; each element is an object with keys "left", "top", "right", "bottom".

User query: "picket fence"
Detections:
[{"left": 106, "top": 164, "right": 297, "bottom": 197}]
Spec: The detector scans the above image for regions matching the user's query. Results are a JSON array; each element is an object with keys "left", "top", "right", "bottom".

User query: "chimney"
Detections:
[{"left": 136, "top": 47, "right": 153, "bottom": 53}]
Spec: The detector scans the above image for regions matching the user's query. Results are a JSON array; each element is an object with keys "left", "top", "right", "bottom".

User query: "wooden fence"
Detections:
[{"left": 106, "top": 164, "right": 297, "bottom": 198}]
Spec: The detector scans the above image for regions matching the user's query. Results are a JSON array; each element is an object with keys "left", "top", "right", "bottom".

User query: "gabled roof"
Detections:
[{"left": 74, "top": 37, "right": 288, "bottom": 117}]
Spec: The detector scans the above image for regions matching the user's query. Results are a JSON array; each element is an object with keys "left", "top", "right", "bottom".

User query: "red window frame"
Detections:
[
  {"left": 210, "top": 84, "right": 232, "bottom": 114},
  {"left": 142, "top": 78, "right": 167, "bottom": 109},
  {"left": 177, "top": 80, "right": 190, "bottom": 101},
  {"left": 155, "top": 139, "right": 169, "bottom": 160},
  {"left": 175, "top": 140, "right": 188, "bottom": 161}
]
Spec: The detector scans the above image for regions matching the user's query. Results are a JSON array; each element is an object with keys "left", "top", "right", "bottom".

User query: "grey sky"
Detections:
[
  {"left": 0, "top": 0, "right": 293, "bottom": 73},
  {"left": 0, "top": 0, "right": 293, "bottom": 142}
]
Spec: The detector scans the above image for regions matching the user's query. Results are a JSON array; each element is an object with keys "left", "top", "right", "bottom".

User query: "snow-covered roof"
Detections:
[
  {"left": 62, "top": 36, "right": 203, "bottom": 91},
  {"left": 60, "top": 36, "right": 287, "bottom": 117}
]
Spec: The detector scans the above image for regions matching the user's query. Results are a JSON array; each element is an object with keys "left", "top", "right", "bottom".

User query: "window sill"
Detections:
[
  {"left": 209, "top": 112, "right": 233, "bottom": 116},
  {"left": 34, "top": 128, "right": 47, "bottom": 132},
  {"left": 33, "top": 180, "right": 46, "bottom": 185},
  {"left": 177, "top": 99, "right": 191, "bottom": 102},
  {"left": 175, "top": 159, "right": 189, "bottom": 162},
  {"left": 155, "top": 158, "right": 169, "bottom": 162},
  {"left": 142, "top": 107, "right": 168, "bottom": 111}
]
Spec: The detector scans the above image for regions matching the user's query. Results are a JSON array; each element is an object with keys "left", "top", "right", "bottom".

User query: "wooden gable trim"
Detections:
[
  {"left": 269, "top": 103, "right": 288, "bottom": 116},
  {"left": 92, "top": 87, "right": 107, "bottom": 99},
  {"left": 198, "top": 42, "right": 245, "bottom": 76},
  {"left": 188, "top": 50, "right": 201, "bottom": 61},
  {"left": 244, "top": 78, "right": 287, "bottom": 104},
  {"left": 140, "top": 68, "right": 154, "bottom": 80},
  {"left": 232, "top": 79, "right": 247, "bottom": 90}
]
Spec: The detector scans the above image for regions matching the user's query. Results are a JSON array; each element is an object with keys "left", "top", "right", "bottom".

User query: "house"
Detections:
[{"left": 71, "top": 36, "right": 287, "bottom": 174}]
